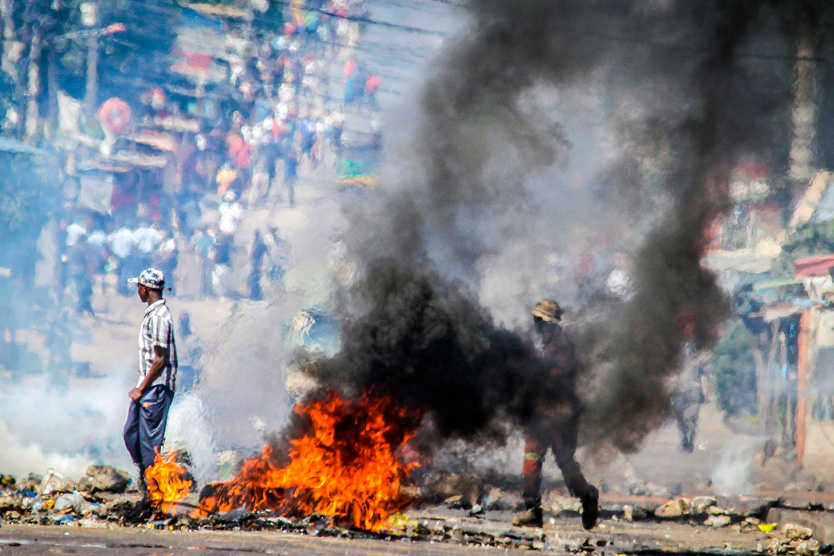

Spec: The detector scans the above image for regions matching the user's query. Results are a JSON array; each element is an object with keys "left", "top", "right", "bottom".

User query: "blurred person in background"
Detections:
[
  {"left": 175, "top": 311, "right": 201, "bottom": 392},
  {"left": 109, "top": 220, "right": 137, "bottom": 296},
  {"left": 192, "top": 226, "right": 216, "bottom": 299},
  {"left": 153, "top": 230, "right": 178, "bottom": 295},
  {"left": 248, "top": 229, "right": 267, "bottom": 301},
  {"left": 67, "top": 233, "right": 95, "bottom": 317}
]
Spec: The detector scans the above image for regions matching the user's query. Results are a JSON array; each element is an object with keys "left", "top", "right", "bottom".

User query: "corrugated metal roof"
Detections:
[{"left": 794, "top": 254, "right": 834, "bottom": 278}]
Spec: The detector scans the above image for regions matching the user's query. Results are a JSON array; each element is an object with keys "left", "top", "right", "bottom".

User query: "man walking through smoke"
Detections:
[
  {"left": 123, "top": 268, "right": 177, "bottom": 494},
  {"left": 514, "top": 300, "right": 598, "bottom": 529},
  {"left": 671, "top": 346, "right": 710, "bottom": 453}
]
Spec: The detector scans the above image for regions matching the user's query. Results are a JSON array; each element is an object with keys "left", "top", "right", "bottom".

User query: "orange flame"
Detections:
[
  {"left": 195, "top": 391, "right": 422, "bottom": 531},
  {"left": 145, "top": 449, "right": 193, "bottom": 515}
]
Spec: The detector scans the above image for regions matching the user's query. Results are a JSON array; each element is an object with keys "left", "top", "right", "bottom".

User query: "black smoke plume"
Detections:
[
  {"left": 303, "top": 0, "right": 834, "bottom": 456},
  {"left": 312, "top": 260, "right": 562, "bottom": 441}
]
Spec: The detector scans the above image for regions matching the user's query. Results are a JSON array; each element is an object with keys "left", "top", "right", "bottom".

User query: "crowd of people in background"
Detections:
[
  {"left": 56, "top": 0, "right": 378, "bottom": 310},
  {"left": 0, "top": 0, "right": 380, "bottom": 389}
]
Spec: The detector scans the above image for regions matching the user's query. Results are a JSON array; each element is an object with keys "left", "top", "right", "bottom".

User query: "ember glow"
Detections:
[
  {"left": 195, "top": 391, "right": 422, "bottom": 531},
  {"left": 145, "top": 449, "right": 193, "bottom": 515}
]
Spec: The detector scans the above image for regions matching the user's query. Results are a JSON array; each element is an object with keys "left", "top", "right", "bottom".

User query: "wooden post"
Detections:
[
  {"left": 0, "top": 0, "right": 13, "bottom": 42},
  {"left": 25, "top": 26, "right": 42, "bottom": 141},
  {"left": 45, "top": 0, "right": 60, "bottom": 137},
  {"left": 46, "top": 44, "right": 57, "bottom": 138},
  {"left": 84, "top": 30, "right": 98, "bottom": 114},
  {"left": 795, "top": 308, "right": 811, "bottom": 467},
  {"left": 0, "top": 0, "right": 15, "bottom": 79},
  {"left": 788, "top": 16, "right": 818, "bottom": 182},
  {"left": 81, "top": 2, "right": 98, "bottom": 115},
  {"left": 765, "top": 321, "right": 780, "bottom": 437}
]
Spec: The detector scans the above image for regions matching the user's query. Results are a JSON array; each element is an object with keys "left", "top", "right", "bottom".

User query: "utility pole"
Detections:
[
  {"left": 0, "top": 0, "right": 25, "bottom": 138},
  {"left": 46, "top": 0, "right": 61, "bottom": 138},
  {"left": 788, "top": 17, "right": 818, "bottom": 183},
  {"left": 245, "top": 0, "right": 254, "bottom": 41},
  {"left": 81, "top": 1, "right": 98, "bottom": 115},
  {"left": 0, "top": 0, "right": 16, "bottom": 78},
  {"left": 788, "top": 12, "right": 819, "bottom": 469},
  {"left": 46, "top": 39, "right": 57, "bottom": 138},
  {"left": 25, "top": 21, "right": 43, "bottom": 141}
]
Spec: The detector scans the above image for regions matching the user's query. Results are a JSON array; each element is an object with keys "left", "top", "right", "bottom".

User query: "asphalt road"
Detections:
[
  {"left": 0, "top": 503, "right": 777, "bottom": 556},
  {"left": 0, "top": 523, "right": 536, "bottom": 556}
]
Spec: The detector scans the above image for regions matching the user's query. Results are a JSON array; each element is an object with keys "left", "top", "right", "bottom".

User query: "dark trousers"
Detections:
[
  {"left": 123, "top": 384, "right": 174, "bottom": 472},
  {"left": 522, "top": 404, "right": 592, "bottom": 509}
]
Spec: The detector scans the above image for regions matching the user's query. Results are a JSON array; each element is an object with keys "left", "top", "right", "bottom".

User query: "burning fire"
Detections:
[
  {"left": 145, "top": 449, "right": 193, "bottom": 515},
  {"left": 144, "top": 390, "right": 422, "bottom": 531}
]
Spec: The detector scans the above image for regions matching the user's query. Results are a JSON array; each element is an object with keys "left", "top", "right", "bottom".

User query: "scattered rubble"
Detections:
[
  {"left": 79, "top": 465, "right": 130, "bottom": 494},
  {"left": 766, "top": 524, "right": 820, "bottom": 555},
  {"left": 691, "top": 496, "right": 718, "bottom": 514},
  {"left": 544, "top": 491, "right": 583, "bottom": 515},
  {"left": 626, "top": 494, "right": 779, "bottom": 527},
  {"left": 483, "top": 486, "right": 522, "bottom": 511},
  {"left": 423, "top": 472, "right": 484, "bottom": 509},
  {"left": 655, "top": 498, "right": 691, "bottom": 518},
  {"left": 785, "top": 524, "right": 815, "bottom": 540},
  {"left": 5, "top": 465, "right": 834, "bottom": 554},
  {"left": 705, "top": 514, "right": 732, "bottom": 528}
]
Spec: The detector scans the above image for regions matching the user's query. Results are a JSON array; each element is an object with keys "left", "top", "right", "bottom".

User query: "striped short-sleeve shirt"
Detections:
[{"left": 138, "top": 299, "right": 178, "bottom": 390}]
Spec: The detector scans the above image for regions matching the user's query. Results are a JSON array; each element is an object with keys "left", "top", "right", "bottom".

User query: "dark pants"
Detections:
[
  {"left": 672, "top": 399, "right": 701, "bottom": 453},
  {"left": 671, "top": 388, "right": 704, "bottom": 453},
  {"left": 123, "top": 384, "right": 174, "bottom": 472},
  {"left": 522, "top": 402, "right": 592, "bottom": 509}
]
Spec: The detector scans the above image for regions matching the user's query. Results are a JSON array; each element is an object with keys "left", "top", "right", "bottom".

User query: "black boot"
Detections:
[{"left": 580, "top": 485, "right": 599, "bottom": 530}]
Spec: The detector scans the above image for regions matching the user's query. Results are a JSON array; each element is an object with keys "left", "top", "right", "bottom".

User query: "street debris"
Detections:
[
  {"left": 2, "top": 448, "right": 834, "bottom": 556},
  {"left": 2, "top": 462, "right": 834, "bottom": 555}
]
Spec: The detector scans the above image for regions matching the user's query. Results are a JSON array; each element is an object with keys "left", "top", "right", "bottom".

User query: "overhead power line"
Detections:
[
  {"left": 590, "top": 29, "right": 831, "bottom": 65},
  {"left": 165, "top": 0, "right": 449, "bottom": 37},
  {"left": 91, "top": 0, "right": 834, "bottom": 67}
]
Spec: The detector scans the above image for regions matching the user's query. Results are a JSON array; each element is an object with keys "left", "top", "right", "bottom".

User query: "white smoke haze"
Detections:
[
  {"left": 0, "top": 420, "right": 89, "bottom": 480},
  {"left": 197, "top": 301, "right": 293, "bottom": 451},
  {"left": 0, "top": 366, "right": 136, "bottom": 479},
  {"left": 471, "top": 83, "right": 649, "bottom": 327},
  {"left": 711, "top": 438, "right": 765, "bottom": 496},
  {"left": 196, "top": 196, "right": 349, "bottom": 451},
  {"left": 165, "top": 392, "right": 217, "bottom": 486}
]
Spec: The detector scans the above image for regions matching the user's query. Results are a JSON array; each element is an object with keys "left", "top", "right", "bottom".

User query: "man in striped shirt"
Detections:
[{"left": 123, "top": 268, "right": 178, "bottom": 494}]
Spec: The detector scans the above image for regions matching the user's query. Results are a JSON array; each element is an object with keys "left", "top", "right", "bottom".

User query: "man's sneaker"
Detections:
[
  {"left": 512, "top": 506, "right": 543, "bottom": 528},
  {"left": 580, "top": 486, "right": 599, "bottom": 530}
]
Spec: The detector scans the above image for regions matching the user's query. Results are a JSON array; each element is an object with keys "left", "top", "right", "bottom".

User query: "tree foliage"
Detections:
[{"left": 52, "top": 0, "right": 181, "bottom": 101}]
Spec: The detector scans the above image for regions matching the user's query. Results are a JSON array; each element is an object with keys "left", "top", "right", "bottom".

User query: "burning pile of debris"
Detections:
[
  {"left": 9, "top": 456, "right": 834, "bottom": 556},
  {"left": 0, "top": 461, "right": 548, "bottom": 551}
]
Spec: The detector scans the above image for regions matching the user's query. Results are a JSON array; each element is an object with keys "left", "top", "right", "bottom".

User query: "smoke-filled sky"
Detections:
[{"left": 321, "top": 0, "right": 834, "bottom": 457}]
